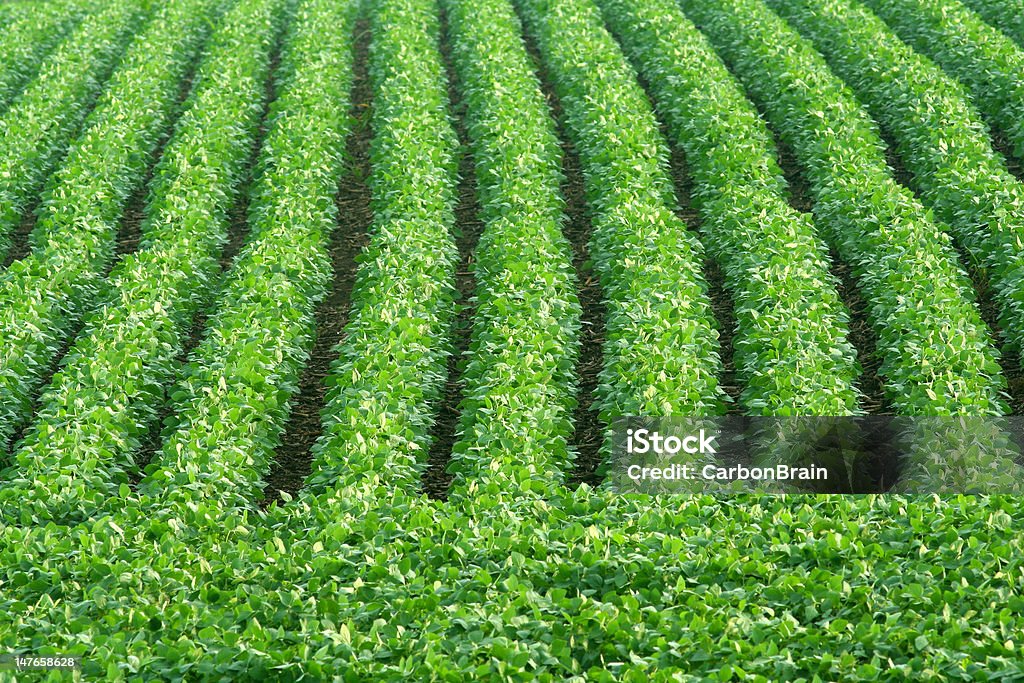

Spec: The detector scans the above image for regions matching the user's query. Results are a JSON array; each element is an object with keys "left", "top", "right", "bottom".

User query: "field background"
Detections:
[{"left": 0, "top": 0, "right": 1023, "bottom": 679}]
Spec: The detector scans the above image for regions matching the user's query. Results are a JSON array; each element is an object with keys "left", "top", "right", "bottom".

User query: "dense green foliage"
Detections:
[
  {"left": 0, "top": 0, "right": 94, "bottom": 114},
  {"left": 0, "top": 0, "right": 144, "bottom": 261},
  {"left": 961, "top": 0, "right": 1024, "bottom": 49},
  {"left": 2, "top": 0, "right": 286, "bottom": 526},
  {"left": 0, "top": 0, "right": 1022, "bottom": 679},
  {"left": 303, "top": 0, "right": 459, "bottom": 499},
  {"left": 443, "top": 0, "right": 582, "bottom": 497},
  {"left": 682, "top": 0, "right": 1024, "bottom": 492},
  {"left": 0, "top": 0, "right": 216, "bottom": 458},
  {"left": 767, "top": 0, "right": 1024, "bottom": 366},
  {"left": 515, "top": 0, "right": 726, "bottom": 455},
  {"left": 148, "top": 0, "right": 355, "bottom": 512},
  {"left": 597, "top": 0, "right": 861, "bottom": 417},
  {"left": 862, "top": 0, "right": 1024, "bottom": 160},
  {"left": 1, "top": 490, "right": 1023, "bottom": 679},
  {"left": 681, "top": 0, "right": 1008, "bottom": 417}
]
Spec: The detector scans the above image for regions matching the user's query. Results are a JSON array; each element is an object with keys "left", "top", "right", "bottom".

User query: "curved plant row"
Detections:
[
  {"left": 0, "top": 0, "right": 146, "bottom": 262},
  {"left": 861, "top": 0, "right": 1024, "bottom": 161},
  {"left": 0, "top": 0, "right": 287, "bottom": 527},
  {"left": 138, "top": 0, "right": 356, "bottom": 513},
  {"left": 961, "top": 0, "right": 1024, "bottom": 50},
  {"left": 681, "top": 0, "right": 1008, "bottom": 416},
  {"left": 303, "top": 0, "right": 460, "bottom": 500},
  {"left": 442, "top": 0, "right": 582, "bottom": 499},
  {"left": 514, "top": 0, "right": 726, "bottom": 475},
  {"left": 684, "top": 0, "right": 1023, "bottom": 492},
  {"left": 0, "top": 0, "right": 218, "bottom": 473},
  {"left": 0, "top": 0, "right": 96, "bottom": 114},
  {"left": 766, "top": 0, "right": 1024, "bottom": 363},
  {"left": 596, "top": 0, "right": 861, "bottom": 418}
]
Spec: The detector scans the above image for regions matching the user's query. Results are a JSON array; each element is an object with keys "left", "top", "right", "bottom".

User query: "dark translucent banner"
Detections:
[{"left": 607, "top": 417, "right": 1024, "bottom": 494}]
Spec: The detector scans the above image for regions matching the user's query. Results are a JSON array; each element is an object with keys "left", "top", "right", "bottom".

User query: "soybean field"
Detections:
[{"left": 0, "top": 0, "right": 1023, "bottom": 679}]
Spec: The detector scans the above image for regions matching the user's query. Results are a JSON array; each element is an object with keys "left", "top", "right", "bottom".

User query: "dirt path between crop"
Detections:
[
  {"left": 512, "top": 31, "right": 608, "bottom": 488},
  {"left": 261, "top": 18, "right": 374, "bottom": 507},
  {"left": 420, "top": 8, "right": 485, "bottom": 500}
]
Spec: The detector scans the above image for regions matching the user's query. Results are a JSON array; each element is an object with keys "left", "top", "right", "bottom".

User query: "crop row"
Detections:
[
  {"left": 442, "top": 0, "right": 581, "bottom": 498},
  {"left": 514, "top": 0, "right": 726, "bottom": 470},
  {"left": 0, "top": 0, "right": 220, "bottom": 522},
  {"left": 961, "top": 0, "right": 1024, "bottom": 49},
  {"left": 683, "top": 0, "right": 1024, "bottom": 491},
  {"left": 303, "top": 0, "right": 460, "bottom": 500},
  {"left": 682, "top": 0, "right": 1008, "bottom": 416},
  {"left": 597, "top": 0, "right": 861, "bottom": 418},
  {"left": 862, "top": 0, "right": 1024, "bottom": 161},
  {"left": 139, "top": 0, "right": 356, "bottom": 513},
  {"left": 767, "top": 0, "right": 1024, "bottom": 365},
  {"left": 0, "top": 0, "right": 145, "bottom": 262},
  {"left": 0, "top": 0, "right": 287, "bottom": 527},
  {"left": 0, "top": 0, "right": 94, "bottom": 113}
]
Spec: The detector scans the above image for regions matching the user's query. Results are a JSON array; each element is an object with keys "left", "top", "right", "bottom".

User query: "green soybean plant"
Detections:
[
  {"left": 597, "top": 0, "right": 862, "bottom": 420},
  {"left": 0, "top": 0, "right": 146, "bottom": 261},
  {"left": 596, "top": 0, "right": 875, "bottom": 489},
  {"left": 961, "top": 0, "right": 1024, "bottom": 49},
  {"left": 766, "top": 0, "right": 1024, "bottom": 367},
  {"left": 861, "top": 0, "right": 1024, "bottom": 161},
  {"left": 303, "top": 0, "right": 460, "bottom": 500},
  {"left": 1, "top": 491, "right": 1024, "bottom": 676},
  {"left": 0, "top": 0, "right": 221, "bottom": 515},
  {"left": 515, "top": 0, "right": 727, "bottom": 483},
  {"left": 442, "top": 0, "right": 582, "bottom": 500},
  {"left": 684, "top": 0, "right": 1023, "bottom": 491},
  {"left": 142, "top": 0, "right": 357, "bottom": 513},
  {"left": 680, "top": 0, "right": 1008, "bottom": 417},
  {"left": 0, "top": 0, "right": 98, "bottom": 114},
  {"left": 4, "top": 0, "right": 287, "bottom": 527}
]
